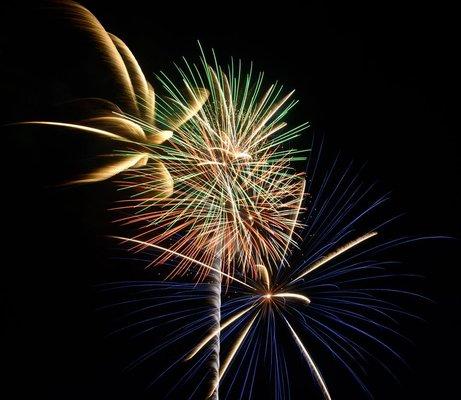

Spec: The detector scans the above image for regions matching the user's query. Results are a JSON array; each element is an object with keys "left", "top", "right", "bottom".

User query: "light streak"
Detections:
[
  {"left": 209, "top": 312, "right": 260, "bottom": 398},
  {"left": 185, "top": 304, "right": 257, "bottom": 360},
  {"left": 284, "top": 317, "right": 332, "bottom": 400},
  {"left": 110, "top": 236, "right": 255, "bottom": 290},
  {"left": 292, "top": 231, "right": 378, "bottom": 283}
]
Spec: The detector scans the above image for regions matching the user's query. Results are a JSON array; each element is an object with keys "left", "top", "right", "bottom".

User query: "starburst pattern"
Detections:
[
  {"left": 116, "top": 52, "right": 308, "bottom": 279},
  {"left": 102, "top": 152, "right": 430, "bottom": 400}
]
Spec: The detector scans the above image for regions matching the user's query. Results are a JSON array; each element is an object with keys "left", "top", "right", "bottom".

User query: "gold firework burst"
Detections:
[{"left": 20, "top": 0, "right": 206, "bottom": 193}]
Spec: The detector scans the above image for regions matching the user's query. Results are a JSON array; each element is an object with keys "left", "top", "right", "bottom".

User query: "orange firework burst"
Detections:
[{"left": 115, "top": 52, "right": 309, "bottom": 281}]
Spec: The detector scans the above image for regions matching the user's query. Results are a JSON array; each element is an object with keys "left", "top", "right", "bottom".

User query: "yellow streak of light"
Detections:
[
  {"left": 110, "top": 236, "right": 256, "bottom": 290},
  {"left": 85, "top": 116, "right": 147, "bottom": 141},
  {"left": 18, "top": 121, "right": 130, "bottom": 142},
  {"left": 185, "top": 304, "right": 256, "bottom": 361},
  {"left": 256, "top": 264, "right": 270, "bottom": 290},
  {"left": 284, "top": 317, "right": 332, "bottom": 400},
  {"left": 273, "top": 292, "right": 311, "bottom": 304},
  {"left": 209, "top": 312, "right": 259, "bottom": 398},
  {"left": 292, "top": 231, "right": 378, "bottom": 283},
  {"left": 58, "top": 1, "right": 138, "bottom": 115},
  {"left": 151, "top": 161, "right": 174, "bottom": 198},
  {"left": 108, "top": 33, "right": 150, "bottom": 116},
  {"left": 69, "top": 153, "right": 148, "bottom": 184},
  {"left": 146, "top": 130, "right": 173, "bottom": 145},
  {"left": 169, "top": 86, "right": 210, "bottom": 130}
]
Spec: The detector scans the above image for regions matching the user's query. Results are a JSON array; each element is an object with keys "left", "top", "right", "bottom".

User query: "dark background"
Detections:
[{"left": 1, "top": 1, "right": 459, "bottom": 399}]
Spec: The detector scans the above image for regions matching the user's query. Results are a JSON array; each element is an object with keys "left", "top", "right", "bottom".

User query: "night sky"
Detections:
[{"left": 1, "top": 1, "right": 459, "bottom": 399}]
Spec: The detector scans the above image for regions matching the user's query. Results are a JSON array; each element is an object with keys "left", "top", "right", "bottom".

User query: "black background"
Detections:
[{"left": 1, "top": 1, "right": 459, "bottom": 399}]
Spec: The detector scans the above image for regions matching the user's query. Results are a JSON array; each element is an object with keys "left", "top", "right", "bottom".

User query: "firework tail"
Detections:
[{"left": 208, "top": 247, "right": 222, "bottom": 399}]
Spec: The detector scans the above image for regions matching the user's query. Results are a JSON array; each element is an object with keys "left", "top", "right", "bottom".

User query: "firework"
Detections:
[
  {"left": 113, "top": 53, "right": 308, "bottom": 398},
  {"left": 20, "top": 0, "right": 207, "bottom": 191},
  {"left": 20, "top": 2, "right": 307, "bottom": 281},
  {"left": 105, "top": 151, "right": 429, "bottom": 399},
  {"left": 116, "top": 51, "right": 308, "bottom": 280},
  {"left": 117, "top": 231, "right": 375, "bottom": 400},
  {"left": 19, "top": 2, "right": 309, "bottom": 397},
  {"left": 18, "top": 3, "right": 426, "bottom": 399}
]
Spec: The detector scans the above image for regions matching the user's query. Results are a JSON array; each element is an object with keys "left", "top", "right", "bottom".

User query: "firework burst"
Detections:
[
  {"left": 116, "top": 231, "right": 375, "bottom": 400},
  {"left": 19, "top": 0, "right": 207, "bottom": 192},
  {"left": 112, "top": 52, "right": 309, "bottom": 399},
  {"left": 116, "top": 51, "right": 308, "bottom": 280},
  {"left": 15, "top": 3, "right": 430, "bottom": 399},
  {"left": 104, "top": 150, "right": 430, "bottom": 399}
]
